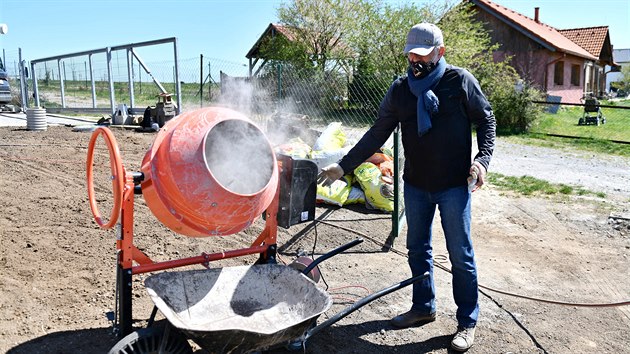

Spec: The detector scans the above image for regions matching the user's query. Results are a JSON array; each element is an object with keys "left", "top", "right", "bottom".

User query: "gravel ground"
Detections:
[
  {"left": 1, "top": 125, "right": 629, "bottom": 354},
  {"left": 491, "top": 139, "right": 630, "bottom": 206}
]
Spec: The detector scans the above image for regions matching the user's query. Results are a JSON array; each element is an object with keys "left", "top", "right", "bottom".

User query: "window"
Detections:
[
  {"left": 571, "top": 64, "right": 581, "bottom": 86},
  {"left": 554, "top": 61, "right": 564, "bottom": 85}
]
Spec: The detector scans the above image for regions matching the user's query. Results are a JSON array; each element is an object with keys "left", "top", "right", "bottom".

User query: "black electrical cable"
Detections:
[{"left": 315, "top": 219, "right": 630, "bottom": 308}]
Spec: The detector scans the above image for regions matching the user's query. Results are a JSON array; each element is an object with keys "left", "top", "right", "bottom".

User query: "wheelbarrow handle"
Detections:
[
  {"left": 305, "top": 271, "right": 430, "bottom": 340},
  {"left": 301, "top": 238, "right": 364, "bottom": 276}
]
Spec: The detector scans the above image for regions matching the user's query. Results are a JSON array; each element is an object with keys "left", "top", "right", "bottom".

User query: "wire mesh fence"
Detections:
[
  {"left": 187, "top": 57, "right": 394, "bottom": 145},
  {"left": 16, "top": 52, "right": 630, "bottom": 145},
  {"left": 13, "top": 50, "right": 630, "bottom": 211}
]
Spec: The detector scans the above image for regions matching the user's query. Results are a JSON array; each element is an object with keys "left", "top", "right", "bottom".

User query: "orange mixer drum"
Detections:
[{"left": 140, "top": 107, "right": 278, "bottom": 237}]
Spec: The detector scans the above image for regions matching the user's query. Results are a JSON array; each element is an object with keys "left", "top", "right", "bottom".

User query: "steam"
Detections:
[
  {"left": 216, "top": 73, "right": 275, "bottom": 118},
  {"left": 204, "top": 120, "right": 274, "bottom": 195},
  {"left": 209, "top": 72, "right": 324, "bottom": 157}
]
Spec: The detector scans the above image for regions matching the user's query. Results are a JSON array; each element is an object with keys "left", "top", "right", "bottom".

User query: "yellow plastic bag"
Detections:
[
  {"left": 316, "top": 175, "right": 353, "bottom": 207},
  {"left": 312, "top": 122, "right": 346, "bottom": 151},
  {"left": 353, "top": 162, "right": 394, "bottom": 212}
]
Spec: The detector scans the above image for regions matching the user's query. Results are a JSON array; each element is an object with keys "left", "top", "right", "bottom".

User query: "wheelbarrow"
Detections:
[{"left": 108, "top": 239, "right": 428, "bottom": 353}]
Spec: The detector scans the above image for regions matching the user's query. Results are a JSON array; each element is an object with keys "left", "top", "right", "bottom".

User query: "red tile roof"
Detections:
[
  {"left": 247, "top": 23, "right": 296, "bottom": 59},
  {"left": 558, "top": 26, "right": 609, "bottom": 58},
  {"left": 271, "top": 24, "right": 297, "bottom": 42},
  {"left": 472, "top": 0, "right": 598, "bottom": 60},
  {"left": 247, "top": 23, "right": 349, "bottom": 60}
]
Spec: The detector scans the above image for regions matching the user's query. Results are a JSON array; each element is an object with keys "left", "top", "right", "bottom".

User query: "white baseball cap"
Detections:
[{"left": 403, "top": 23, "right": 444, "bottom": 56}]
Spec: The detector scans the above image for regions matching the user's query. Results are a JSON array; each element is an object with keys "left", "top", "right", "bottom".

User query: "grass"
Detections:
[
  {"left": 487, "top": 172, "right": 606, "bottom": 199},
  {"left": 529, "top": 103, "right": 630, "bottom": 143},
  {"left": 501, "top": 133, "right": 630, "bottom": 158},
  {"left": 36, "top": 79, "right": 216, "bottom": 108}
]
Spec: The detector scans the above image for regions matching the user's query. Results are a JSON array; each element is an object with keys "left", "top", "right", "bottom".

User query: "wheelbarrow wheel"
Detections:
[{"left": 108, "top": 325, "right": 193, "bottom": 354}]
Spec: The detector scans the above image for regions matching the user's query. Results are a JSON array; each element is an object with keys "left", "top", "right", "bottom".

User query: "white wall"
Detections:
[{"left": 606, "top": 49, "right": 630, "bottom": 93}]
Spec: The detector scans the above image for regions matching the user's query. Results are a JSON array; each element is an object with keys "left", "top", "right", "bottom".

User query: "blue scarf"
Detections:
[{"left": 407, "top": 57, "right": 447, "bottom": 136}]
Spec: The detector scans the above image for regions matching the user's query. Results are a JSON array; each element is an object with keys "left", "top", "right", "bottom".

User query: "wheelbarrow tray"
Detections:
[{"left": 144, "top": 264, "right": 333, "bottom": 353}]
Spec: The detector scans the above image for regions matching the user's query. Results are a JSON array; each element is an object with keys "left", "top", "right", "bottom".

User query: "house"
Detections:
[
  {"left": 606, "top": 49, "right": 630, "bottom": 95},
  {"left": 245, "top": 23, "right": 296, "bottom": 77},
  {"left": 469, "top": 0, "right": 616, "bottom": 103},
  {"left": 558, "top": 26, "right": 616, "bottom": 97},
  {"left": 245, "top": 23, "right": 352, "bottom": 78}
]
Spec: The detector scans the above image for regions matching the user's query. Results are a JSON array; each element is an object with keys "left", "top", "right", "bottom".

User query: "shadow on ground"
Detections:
[
  {"left": 6, "top": 327, "right": 118, "bottom": 354},
  {"left": 7, "top": 320, "right": 460, "bottom": 354}
]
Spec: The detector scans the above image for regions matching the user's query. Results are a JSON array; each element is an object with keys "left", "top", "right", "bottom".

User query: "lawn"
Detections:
[{"left": 530, "top": 102, "right": 630, "bottom": 143}]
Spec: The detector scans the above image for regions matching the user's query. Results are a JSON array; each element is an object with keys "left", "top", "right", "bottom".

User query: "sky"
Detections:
[{"left": 0, "top": 0, "right": 628, "bottom": 76}]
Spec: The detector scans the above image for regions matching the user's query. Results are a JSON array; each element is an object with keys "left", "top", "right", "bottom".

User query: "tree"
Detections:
[
  {"left": 610, "top": 64, "right": 630, "bottom": 95},
  {"left": 271, "top": 0, "right": 438, "bottom": 75},
  {"left": 275, "top": 0, "right": 360, "bottom": 71},
  {"left": 347, "top": 1, "right": 444, "bottom": 78},
  {"left": 268, "top": 0, "right": 542, "bottom": 132},
  {"left": 440, "top": 1, "right": 543, "bottom": 133},
  {"left": 343, "top": 1, "right": 443, "bottom": 111}
]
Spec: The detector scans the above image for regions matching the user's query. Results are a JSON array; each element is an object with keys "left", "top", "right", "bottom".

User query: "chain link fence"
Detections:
[
  {"left": 18, "top": 52, "right": 405, "bottom": 238},
  {"left": 194, "top": 57, "right": 404, "bottom": 242},
  {"left": 9, "top": 52, "right": 630, "bottom": 242},
  {"left": 14, "top": 51, "right": 629, "bottom": 145}
]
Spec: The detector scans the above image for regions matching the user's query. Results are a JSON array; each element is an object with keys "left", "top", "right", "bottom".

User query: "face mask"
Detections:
[{"left": 409, "top": 51, "right": 439, "bottom": 79}]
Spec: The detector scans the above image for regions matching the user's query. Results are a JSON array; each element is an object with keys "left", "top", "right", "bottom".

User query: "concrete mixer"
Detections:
[{"left": 86, "top": 106, "right": 318, "bottom": 337}]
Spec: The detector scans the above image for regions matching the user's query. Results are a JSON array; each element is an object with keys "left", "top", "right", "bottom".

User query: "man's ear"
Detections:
[{"left": 438, "top": 46, "right": 446, "bottom": 57}]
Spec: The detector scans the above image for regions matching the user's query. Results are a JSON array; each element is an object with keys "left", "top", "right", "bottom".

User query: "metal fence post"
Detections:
[
  {"left": 386, "top": 125, "right": 405, "bottom": 249},
  {"left": 200, "top": 54, "right": 203, "bottom": 108},
  {"left": 277, "top": 63, "right": 282, "bottom": 100}
]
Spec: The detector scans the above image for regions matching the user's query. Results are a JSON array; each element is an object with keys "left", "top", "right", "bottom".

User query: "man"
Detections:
[{"left": 318, "top": 23, "right": 496, "bottom": 352}]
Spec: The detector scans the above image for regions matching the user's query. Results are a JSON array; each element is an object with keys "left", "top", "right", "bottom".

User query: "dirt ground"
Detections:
[{"left": 1, "top": 124, "right": 629, "bottom": 354}]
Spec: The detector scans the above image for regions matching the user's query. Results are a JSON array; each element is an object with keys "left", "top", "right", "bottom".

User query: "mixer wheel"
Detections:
[{"left": 108, "top": 325, "right": 193, "bottom": 354}]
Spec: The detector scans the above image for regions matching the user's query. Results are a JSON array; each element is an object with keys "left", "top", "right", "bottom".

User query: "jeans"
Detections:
[{"left": 404, "top": 183, "right": 479, "bottom": 328}]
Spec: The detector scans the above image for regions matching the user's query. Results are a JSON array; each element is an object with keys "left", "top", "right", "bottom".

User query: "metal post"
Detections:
[
  {"left": 386, "top": 126, "right": 405, "bottom": 249},
  {"left": 106, "top": 47, "right": 116, "bottom": 116},
  {"left": 58, "top": 59, "right": 66, "bottom": 108},
  {"left": 200, "top": 54, "right": 203, "bottom": 107},
  {"left": 277, "top": 63, "right": 282, "bottom": 100},
  {"left": 117, "top": 177, "right": 136, "bottom": 337},
  {"left": 173, "top": 38, "right": 181, "bottom": 114},
  {"left": 138, "top": 61, "right": 141, "bottom": 95},
  {"left": 117, "top": 264, "right": 133, "bottom": 337},
  {"left": 126, "top": 48, "right": 135, "bottom": 110},
  {"left": 18, "top": 48, "right": 28, "bottom": 108},
  {"left": 89, "top": 54, "right": 96, "bottom": 109},
  {"left": 32, "top": 61, "right": 39, "bottom": 107},
  {"left": 131, "top": 49, "right": 167, "bottom": 94},
  {"left": 208, "top": 60, "right": 214, "bottom": 102}
]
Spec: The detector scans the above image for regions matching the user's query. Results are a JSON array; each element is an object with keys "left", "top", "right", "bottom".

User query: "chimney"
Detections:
[{"left": 534, "top": 7, "right": 540, "bottom": 23}]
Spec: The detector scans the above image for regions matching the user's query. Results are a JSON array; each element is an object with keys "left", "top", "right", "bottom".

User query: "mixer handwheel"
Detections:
[
  {"left": 86, "top": 127, "right": 125, "bottom": 229},
  {"left": 108, "top": 325, "right": 193, "bottom": 354}
]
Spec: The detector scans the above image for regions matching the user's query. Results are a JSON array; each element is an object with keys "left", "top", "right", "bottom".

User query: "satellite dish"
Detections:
[{"left": 0, "top": 24, "right": 8, "bottom": 35}]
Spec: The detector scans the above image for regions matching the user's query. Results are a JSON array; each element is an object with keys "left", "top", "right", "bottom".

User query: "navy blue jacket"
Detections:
[{"left": 339, "top": 65, "right": 496, "bottom": 192}]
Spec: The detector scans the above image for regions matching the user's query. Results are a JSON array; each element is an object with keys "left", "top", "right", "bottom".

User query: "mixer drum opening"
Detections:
[
  {"left": 140, "top": 107, "right": 279, "bottom": 237},
  {"left": 204, "top": 120, "right": 275, "bottom": 195}
]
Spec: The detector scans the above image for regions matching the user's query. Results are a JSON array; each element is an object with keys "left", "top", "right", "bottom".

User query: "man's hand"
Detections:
[
  {"left": 317, "top": 163, "right": 344, "bottom": 187},
  {"left": 468, "top": 161, "right": 486, "bottom": 192}
]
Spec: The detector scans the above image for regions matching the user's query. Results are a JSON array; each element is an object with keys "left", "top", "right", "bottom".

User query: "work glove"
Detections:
[
  {"left": 467, "top": 161, "right": 486, "bottom": 192},
  {"left": 317, "top": 163, "right": 344, "bottom": 187}
]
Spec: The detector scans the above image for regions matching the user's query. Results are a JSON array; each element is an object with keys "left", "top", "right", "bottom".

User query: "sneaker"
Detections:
[
  {"left": 451, "top": 326, "right": 476, "bottom": 352},
  {"left": 390, "top": 310, "right": 436, "bottom": 328}
]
